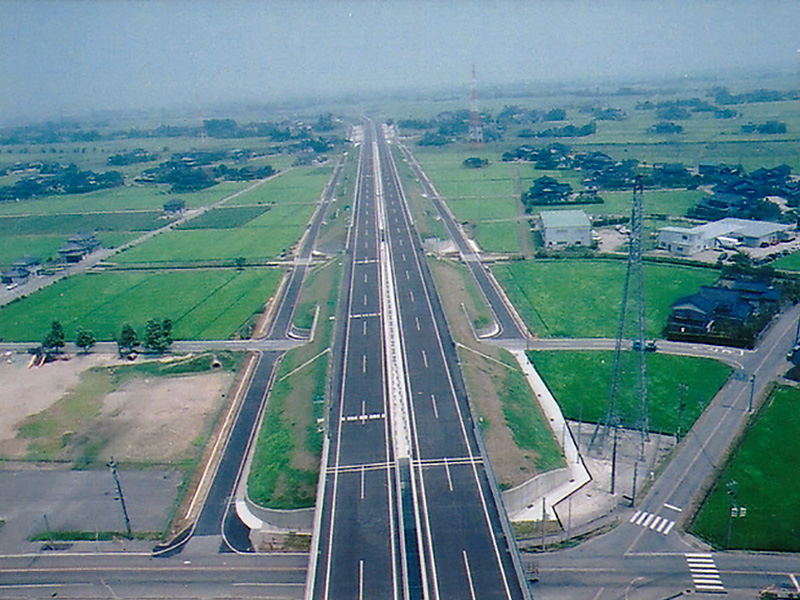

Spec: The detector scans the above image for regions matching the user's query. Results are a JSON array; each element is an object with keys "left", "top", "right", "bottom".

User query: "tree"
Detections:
[
  {"left": 42, "top": 320, "right": 65, "bottom": 354},
  {"left": 117, "top": 323, "right": 139, "bottom": 356},
  {"left": 75, "top": 327, "right": 96, "bottom": 354},
  {"left": 144, "top": 318, "right": 173, "bottom": 353},
  {"left": 162, "top": 318, "right": 173, "bottom": 345}
]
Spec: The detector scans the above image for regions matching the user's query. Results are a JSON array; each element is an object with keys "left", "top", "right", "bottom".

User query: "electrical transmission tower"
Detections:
[
  {"left": 590, "top": 176, "right": 649, "bottom": 463},
  {"left": 468, "top": 64, "right": 484, "bottom": 144}
]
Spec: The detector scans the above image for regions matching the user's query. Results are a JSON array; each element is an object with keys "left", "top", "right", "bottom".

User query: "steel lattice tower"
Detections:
[
  {"left": 591, "top": 176, "right": 649, "bottom": 458},
  {"left": 468, "top": 64, "right": 484, "bottom": 144}
]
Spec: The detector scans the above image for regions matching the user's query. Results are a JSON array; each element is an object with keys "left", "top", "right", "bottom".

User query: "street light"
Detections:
[
  {"left": 749, "top": 374, "right": 755, "bottom": 413},
  {"left": 726, "top": 479, "right": 738, "bottom": 550}
]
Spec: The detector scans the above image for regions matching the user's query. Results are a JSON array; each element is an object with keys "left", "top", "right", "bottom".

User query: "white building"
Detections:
[
  {"left": 658, "top": 218, "right": 792, "bottom": 256},
  {"left": 540, "top": 210, "right": 592, "bottom": 248}
]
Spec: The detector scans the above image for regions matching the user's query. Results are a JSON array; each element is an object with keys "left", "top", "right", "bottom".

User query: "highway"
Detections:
[{"left": 308, "top": 122, "right": 528, "bottom": 599}]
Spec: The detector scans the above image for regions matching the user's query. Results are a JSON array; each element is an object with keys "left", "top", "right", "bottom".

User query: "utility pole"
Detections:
[
  {"left": 610, "top": 420, "right": 619, "bottom": 496},
  {"left": 541, "top": 497, "right": 547, "bottom": 549},
  {"left": 108, "top": 457, "right": 132, "bottom": 538},
  {"left": 748, "top": 374, "right": 756, "bottom": 413},
  {"left": 726, "top": 479, "right": 737, "bottom": 550},
  {"left": 631, "top": 461, "right": 638, "bottom": 507},
  {"left": 677, "top": 383, "right": 688, "bottom": 441}
]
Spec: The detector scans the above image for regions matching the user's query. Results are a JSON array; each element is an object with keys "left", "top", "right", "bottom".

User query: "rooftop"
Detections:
[{"left": 540, "top": 209, "right": 591, "bottom": 229}]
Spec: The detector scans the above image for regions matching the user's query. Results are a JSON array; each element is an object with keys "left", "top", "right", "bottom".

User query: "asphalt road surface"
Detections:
[{"left": 308, "top": 122, "right": 528, "bottom": 600}]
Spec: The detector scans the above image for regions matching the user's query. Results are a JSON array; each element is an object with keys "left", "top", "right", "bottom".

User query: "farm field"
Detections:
[
  {"left": 0, "top": 267, "right": 283, "bottom": 342},
  {"left": 527, "top": 350, "right": 732, "bottom": 434},
  {"left": 223, "top": 166, "right": 332, "bottom": 207},
  {"left": 0, "top": 182, "right": 249, "bottom": 217},
  {"left": 492, "top": 259, "right": 718, "bottom": 338},
  {"left": 690, "top": 385, "right": 800, "bottom": 551}
]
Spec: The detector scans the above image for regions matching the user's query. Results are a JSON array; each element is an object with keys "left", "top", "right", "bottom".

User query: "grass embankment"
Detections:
[
  {"left": 527, "top": 350, "right": 732, "bottom": 434},
  {"left": 428, "top": 255, "right": 564, "bottom": 488},
  {"left": 247, "top": 259, "right": 341, "bottom": 509},
  {"left": 690, "top": 385, "right": 800, "bottom": 551},
  {"left": 492, "top": 259, "right": 718, "bottom": 338},
  {"left": 17, "top": 351, "right": 243, "bottom": 467},
  {"left": 0, "top": 268, "right": 283, "bottom": 341}
]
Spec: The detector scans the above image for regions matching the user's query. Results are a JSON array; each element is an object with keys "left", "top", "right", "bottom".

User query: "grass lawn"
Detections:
[
  {"left": 0, "top": 268, "right": 283, "bottom": 342},
  {"left": 527, "top": 350, "right": 732, "bottom": 434},
  {"left": 247, "top": 259, "right": 341, "bottom": 509},
  {"left": 770, "top": 251, "right": 800, "bottom": 272},
  {"left": 588, "top": 189, "right": 707, "bottom": 218},
  {"left": 492, "top": 259, "right": 718, "bottom": 338},
  {"left": 690, "top": 385, "right": 800, "bottom": 551}
]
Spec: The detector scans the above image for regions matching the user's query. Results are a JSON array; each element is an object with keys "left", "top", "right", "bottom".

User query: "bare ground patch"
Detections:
[{"left": 0, "top": 352, "right": 234, "bottom": 465}]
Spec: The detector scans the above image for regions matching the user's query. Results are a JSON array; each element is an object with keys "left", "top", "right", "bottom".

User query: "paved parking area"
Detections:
[{"left": 0, "top": 468, "right": 182, "bottom": 553}]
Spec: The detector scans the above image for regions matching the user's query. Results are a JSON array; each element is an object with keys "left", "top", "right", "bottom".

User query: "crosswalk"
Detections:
[
  {"left": 629, "top": 510, "right": 675, "bottom": 535},
  {"left": 685, "top": 553, "right": 725, "bottom": 593}
]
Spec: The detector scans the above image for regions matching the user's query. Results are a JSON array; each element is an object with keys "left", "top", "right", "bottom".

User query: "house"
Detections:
[
  {"left": 58, "top": 233, "right": 101, "bottom": 264},
  {"left": 658, "top": 218, "right": 792, "bottom": 256},
  {"left": 163, "top": 198, "right": 186, "bottom": 214},
  {"left": 666, "top": 277, "right": 781, "bottom": 345},
  {"left": 539, "top": 209, "right": 592, "bottom": 247},
  {"left": 1, "top": 257, "right": 42, "bottom": 286}
]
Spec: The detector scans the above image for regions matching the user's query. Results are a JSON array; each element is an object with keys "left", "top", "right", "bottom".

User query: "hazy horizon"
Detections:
[{"left": 4, "top": 0, "right": 800, "bottom": 124}]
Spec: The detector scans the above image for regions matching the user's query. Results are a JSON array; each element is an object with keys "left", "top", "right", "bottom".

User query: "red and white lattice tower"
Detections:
[{"left": 468, "top": 64, "right": 484, "bottom": 144}]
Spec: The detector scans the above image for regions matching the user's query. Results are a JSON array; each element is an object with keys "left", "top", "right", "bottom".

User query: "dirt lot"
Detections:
[{"left": 0, "top": 351, "right": 234, "bottom": 464}]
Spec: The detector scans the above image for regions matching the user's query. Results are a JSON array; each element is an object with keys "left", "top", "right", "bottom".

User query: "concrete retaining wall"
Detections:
[{"left": 501, "top": 468, "right": 573, "bottom": 516}]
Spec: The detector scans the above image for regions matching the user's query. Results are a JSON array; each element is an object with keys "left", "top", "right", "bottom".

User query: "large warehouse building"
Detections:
[{"left": 658, "top": 218, "right": 792, "bottom": 256}]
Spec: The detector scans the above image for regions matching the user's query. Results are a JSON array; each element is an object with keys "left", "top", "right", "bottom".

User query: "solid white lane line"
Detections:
[
  {"left": 359, "top": 559, "right": 364, "bottom": 600},
  {"left": 462, "top": 550, "right": 477, "bottom": 600},
  {"left": 431, "top": 394, "right": 439, "bottom": 419},
  {"left": 791, "top": 574, "right": 800, "bottom": 592},
  {"left": 444, "top": 458, "right": 453, "bottom": 491},
  {"left": 664, "top": 503, "right": 683, "bottom": 512}
]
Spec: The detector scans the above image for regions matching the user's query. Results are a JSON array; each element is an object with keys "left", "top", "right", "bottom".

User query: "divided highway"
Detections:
[{"left": 308, "top": 122, "right": 528, "bottom": 599}]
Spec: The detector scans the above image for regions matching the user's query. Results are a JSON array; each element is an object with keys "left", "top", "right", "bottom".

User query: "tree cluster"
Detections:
[
  {"left": 40, "top": 320, "right": 96, "bottom": 356},
  {"left": 0, "top": 163, "right": 123, "bottom": 202},
  {"left": 462, "top": 157, "right": 489, "bottom": 169},
  {"left": 741, "top": 121, "right": 787, "bottom": 135},
  {"left": 116, "top": 318, "right": 173, "bottom": 356},
  {"left": 107, "top": 149, "right": 158, "bottom": 166}
]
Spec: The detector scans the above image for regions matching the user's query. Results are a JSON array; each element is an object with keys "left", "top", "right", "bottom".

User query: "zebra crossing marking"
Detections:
[
  {"left": 686, "top": 553, "right": 725, "bottom": 593},
  {"left": 628, "top": 510, "right": 675, "bottom": 536}
]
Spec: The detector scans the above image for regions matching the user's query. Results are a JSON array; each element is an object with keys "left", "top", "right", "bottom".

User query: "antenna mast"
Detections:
[{"left": 468, "top": 64, "right": 484, "bottom": 144}]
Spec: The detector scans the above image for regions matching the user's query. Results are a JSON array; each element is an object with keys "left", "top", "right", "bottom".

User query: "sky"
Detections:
[{"left": 3, "top": 0, "right": 800, "bottom": 123}]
